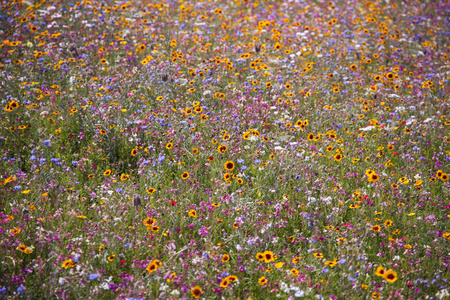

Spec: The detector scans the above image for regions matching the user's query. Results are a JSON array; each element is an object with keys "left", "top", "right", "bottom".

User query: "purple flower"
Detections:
[{"left": 198, "top": 226, "right": 209, "bottom": 236}]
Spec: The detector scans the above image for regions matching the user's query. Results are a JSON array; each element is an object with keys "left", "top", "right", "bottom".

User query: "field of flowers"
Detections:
[{"left": 1, "top": 0, "right": 450, "bottom": 298}]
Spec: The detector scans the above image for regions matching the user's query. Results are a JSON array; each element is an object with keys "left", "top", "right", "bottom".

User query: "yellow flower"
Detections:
[
  {"left": 224, "top": 161, "right": 235, "bottom": 171},
  {"left": 17, "top": 244, "right": 33, "bottom": 254},
  {"left": 398, "top": 177, "right": 409, "bottom": 184},
  {"left": 191, "top": 286, "right": 203, "bottom": 298},
  {"left": 262, "top": 251, "right": 275, "bottom": 263},
  {"left": 219, "top": 277, "right": 230, "bottom": 288},
  {"left": 370, "top": 225, "right": 381, "bottom": 232},
  {"left": 258, "top": 276, "right": 268, "bottom": 285},
  {"left": 383, "top": 269, "right": 398, "bottom": 283},
  {"left": 375, "top": 266, "right": 385, "bottom": 277},
  {"left": 222, "top": 254, "right": 230, "bottom": 262},
  {"left": 274, "top": 262, "right": 284, "bottom": 268},
  {"left": 334, "top": 153, "right": 344, "bottom": 161},
  {"left": 146, "top": 260, "right": 162, "bottom": 273},
  {"left": 61, "top": 259, "right": 75, "bottom": 268},
  {"left": 292, "top": 256, "right": 301, "bottom": 263},
  {"left": 256, "top": 252, "right": 265, "bottom": 261},
  {"left": 11, "top": 228, "right": 21, "bottom": 234}
]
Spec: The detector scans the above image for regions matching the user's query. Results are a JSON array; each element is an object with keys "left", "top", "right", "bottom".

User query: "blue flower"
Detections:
[
  {"left": 17, "top": 285, "right": 24, "bottom": 294},
  {"left": 43, "top": 140, "right": 51, "bottom": 147},
  {"left": 88, "top": 274, "right": 99, "bottom": 280},
  {"left": 116, "top": 188, "right": 123, "bottom": 193}
]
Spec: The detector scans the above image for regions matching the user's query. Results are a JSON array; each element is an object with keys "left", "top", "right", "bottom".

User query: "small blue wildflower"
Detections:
[{"left": 88, "top": 274, "right": 99, "bottom": 280}]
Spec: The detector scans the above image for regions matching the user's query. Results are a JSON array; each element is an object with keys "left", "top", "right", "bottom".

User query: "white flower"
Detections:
[
  {"left": 192, "top": 257, "right": 202, "bottom": 264},
  {"left": 321, "top": 197, "right": 332, "bottom": 205},
  {"left": 395, "top": 106, "right": 405, "bottom": 113},
  {"left": 249, "top": 135, "right": 258, "bottom": 142},
  {"left": 308, "top": 197, "right": 317, "bottom": 203},
  {"left": 294, "top": 290, "right": 305, "bottom": 297},
  {"left": 359, "top": 126, "right": 374, "bottom": 131},
  {"left": 100, "top": 282, "right": 110, "bottom": 290},
  {"left": 436, "top": 289, "right": 449, "bottom": 300},
  {"left": 58, "top": 277, "right": 67, "bottom": 285}
]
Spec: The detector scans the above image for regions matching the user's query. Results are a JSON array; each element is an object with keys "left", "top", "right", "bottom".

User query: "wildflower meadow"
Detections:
[{"left": 1, "top": 0, "right": 450, "bottom": 299}]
